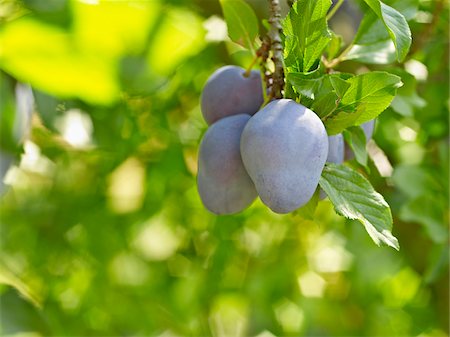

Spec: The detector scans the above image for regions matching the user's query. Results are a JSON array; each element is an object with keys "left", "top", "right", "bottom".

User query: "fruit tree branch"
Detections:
[{"left": 268, "top": 0, "right": 284, "bottom": 99}]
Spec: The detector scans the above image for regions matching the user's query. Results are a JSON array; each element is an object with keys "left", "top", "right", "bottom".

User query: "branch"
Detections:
[{"left": 268, "top": 0, "right": 284, "bottom": 99}]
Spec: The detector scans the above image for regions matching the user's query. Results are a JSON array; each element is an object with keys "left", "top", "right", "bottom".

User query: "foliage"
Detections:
[{"left": 0, "top": 0, "right": 448, "bottom": 336}]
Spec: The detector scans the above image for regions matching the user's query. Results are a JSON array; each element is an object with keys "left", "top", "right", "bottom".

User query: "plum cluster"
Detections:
[{"left": 197, "top": 66, "right": 373, "bottom": 215}]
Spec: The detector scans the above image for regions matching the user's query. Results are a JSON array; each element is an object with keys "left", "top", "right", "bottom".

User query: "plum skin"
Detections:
[
  {"left": 200, "top": 65, "right": 263, "bottom": 125},
  {"left": 320, "top": 133, "right": 344, "bottom": 199},
  {"left": 240, "top": 99, "right": 328, "bottom": 214},
  {"left": 327, "top": 134, "right": 344, "bottom": 165},
  {"left": 361, "top": 120, "right": 375, "bottom": 141},
  {"left": 197, "top": 114, "right": 257, "bottom": 215}
]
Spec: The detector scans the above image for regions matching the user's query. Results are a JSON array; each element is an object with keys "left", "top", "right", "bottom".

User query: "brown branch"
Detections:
[{"left": 268, "top": 0, "right": 284, "bottom": 99}]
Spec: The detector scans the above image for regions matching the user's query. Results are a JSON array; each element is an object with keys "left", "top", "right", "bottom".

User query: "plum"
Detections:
[
  {"left": 201, "top": 65, "right": 263, "bottom": 125},
  {"left": 320, "top": 133, "right": 344, "bottom": 199},
  {"left": 327, "top": 134, "right": 344, "bottom": 165},
  {"left": 362, "top": 119, "right": 375, "bottom": 141},
  {"left": 197, "top": 114, "right": 257, "bottom": 214},
  {"left": 240, "top": 99, "right": 328, "bottom": 214}
]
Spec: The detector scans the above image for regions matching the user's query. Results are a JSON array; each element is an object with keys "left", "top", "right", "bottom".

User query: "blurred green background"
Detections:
[{"left": 0, "top": 0, "right": 448, "bottom": 336}]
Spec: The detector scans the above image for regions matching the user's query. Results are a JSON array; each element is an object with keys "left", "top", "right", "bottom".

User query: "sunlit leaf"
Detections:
[
  {"left": 324, "top": 71, "right": 402, "bottom": 134},
  {"left": 0, "top": 19, "right": 120, "bottom": 104},
  {"left": 71, "top": 0, "right": 160, "bottom": 57},
  {"left": 319, "top": 163, "right": 399, "bottom": 250},
  {"left": 147, "top": 7, "right": 206, "bottom": 76},
  {"left": 362, "top": 0, "right": 412, "bottom": 62},
  {"left": 220, "top": 0, "right": 259, "bottom": 52},
  {"left": 283, "top": 0, "right": 332, "bottom": 72}
]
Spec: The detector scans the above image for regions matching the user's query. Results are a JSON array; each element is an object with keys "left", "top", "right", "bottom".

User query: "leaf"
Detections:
[
  {"left": 311, "top": 91, "right": 339, "bottom": 118},
  {"left": 345, "top": 40, "right": 396, "bottom": 64},
  {"left": 282, "top": 0, "right": 332, "bottom": 72},
  {"left": 339, "top": 72, "right": 401, "bottom": 111},
  {"left": 295, "top": 188, "right": 319, "bottom": 220},
  {"left": 220, "top": 0, "right": 259, "bottom": 52},
  {"left": 392, "top": 164, "right": 442, "bottom": 198},
  {"left": 148, "top": 7, "right": 206, "bottom": 76},
  {"left": 326, "top": 32, "right": 343, "bottom": 60},
  {"left": 288, "top": 70, "right": 353, "bottom": 118},
  {"left": 0, "top": 264, "right": 42, "bottom": 308},
  {"left": 399, "top": 196, "right": 448, "bottom": 244},
  {"left": 347, "top": 0, "right": 416, "bottom": 64},
  {"left": 319, "top": 163, "right": 399, "bottom": 250},
  {"left": 310, "top": 73, "right": 352, "bottom": 118},
  {"left": 0, "top": 72, "right": 18, "bottom": 153},
  {"left": 388, "top": 69, "right": 426, "bottom": 116},
  {"left": 343, "top": 126, "right": 368, "bottom": 167},
  {"left": 382, "top": 0, "right": 420, "bottom": 21},
  {"left": 329, "top": 75, "right": 351, "bottom": 98},
  {"left": 424, "top": 245, "right": 449, "bottom": 284},
  {"left": 287, "top": 71, "right": 323, "bottom": 99},
  {"left": 362, "top": 0, "right": 412, "bottom": 62},
  {"left": 0, "top": 18, "right": 120, "bottom": 105},
  {"left": 324, "top": 71, "right": 402, "bottom": 135}
]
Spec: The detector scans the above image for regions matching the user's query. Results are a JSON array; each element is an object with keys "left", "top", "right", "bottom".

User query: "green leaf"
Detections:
[
  {"left": 282, "top": 0, "right": 332, "bottom": 72},
  {"left": 0, "top": 263, "right": 42, "bottom": 308},
  {"left": 310, "top": 73, "right": 351, "bottom": 118},
  {"left": 383, "top": 0, "right": 420, "bottom": 21},
  {"left": 147, "top": 7, "right": 206, "bottom": 76},
  {"left": 362, "top": 0, "right": 412, "bottom": 62},
  {"left": 287, "top": 70, "right": 352, "bottom": 118},
  {"left": 345, "top": 40, "right": 396, "bottom": 64},
  {"left": 0, "top": 18, "right": 120, "bottom": 105},
  {"left": 424, "top": 245, "right": 449, "bottom": 284},
  {"left": 287, "top": 71, "right": 323, "bottom": 99},
  {"left": 399, "top": 196, "right": 448, "bottom": 244},
  {"left": 343, "top": 126, "right": 368, "bottom": 167},
  {"left": 346, "top": 12, "right": 395, "bottom": 64},
  {"left": 295, "top": 188, "right": 319, "bottom": 220},
  {"left": 220, "top": 0, "right": 259, "bottom": 52},
  {"left": 326, "top": 32, "right": 343, "bottom": 60},
  {"left": 324, "top": 71, "right": 402, "bottom": 135},
  {"left": 339, "top": 71, "right": 401, "bottom": 113},
  {"left": 329, "top": 75, "right": 351, "bottom": 98},
  {"left": 389, "top": 69, "right": 426, "bottom": 116},
  {"left": 319, "top": 163, "right": 399, "bottom": 250},
  {"left": 0, "top": 72, "right": 17, "bottom": 153},
  {"left": 347, "top": 0, "right": 416, "bottom": 64},
  {"left": 392, "top": 164, "right": 442, "bottom": 199},
  {"left": 311, "top": 91, "right": 339, "bottom": 118}
]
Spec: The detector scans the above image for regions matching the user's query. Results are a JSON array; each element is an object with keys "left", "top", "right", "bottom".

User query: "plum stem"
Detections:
[
  {"left": 326, "top": 0, "right": 344, "bottom": 20},
  {"left": 244, "top": 54, "right": 259, "bottom": 77},
  {"left": 268, "top": 0, "right": 284, "bottom": 99}
]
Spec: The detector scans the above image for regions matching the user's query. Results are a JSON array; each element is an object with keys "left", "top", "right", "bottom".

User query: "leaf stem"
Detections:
[
  {"left": 326, "top": 0, "right": 344, "bottom": 21},
  {"left": 325, "top": 42, "right": 354, "bottom": 68},
  {"left": 268, "top": 0, "right": 284, "bottom": 99}
]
